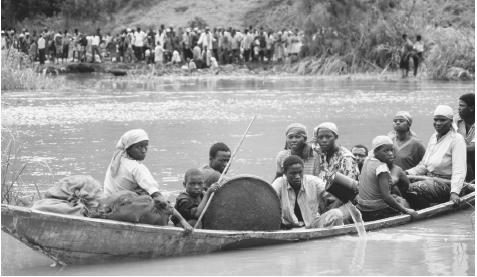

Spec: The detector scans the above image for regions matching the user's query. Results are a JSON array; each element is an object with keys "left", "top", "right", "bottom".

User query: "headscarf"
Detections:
[
  {"left": 285, "top": 123, "right": 307, "bottom": 139},
  {"left": 108, "top": 129, "right": 149, "bottom": 177},
  {"left": 369, "top": 135, "right": 393, "bottom": 158},
  {"left": 313, "top": 122, "right": 339, "bottom": 138},
  {"left": 433, "top": 105, "right": 458, "bottom": 130},
  {"left": 390, "top": 111, "right": 417, "bottom": 138},
  {"left": 284, "top": 123, "right": 313, "bottom": 160}
]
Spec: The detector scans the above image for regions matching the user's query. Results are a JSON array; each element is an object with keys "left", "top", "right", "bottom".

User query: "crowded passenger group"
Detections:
[
  {"left": 1, "top": 25, "right": 305, "bottom": 69},
  {"left": 102, "top": 93, "right": 474, "bottom": 231}
]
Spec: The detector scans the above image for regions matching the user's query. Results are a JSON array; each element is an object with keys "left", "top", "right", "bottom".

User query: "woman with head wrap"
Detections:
[
  {"left": 103, "top": 129, "right": 193, "bottom": 231},
  {"left": 274, "top": 123, "right": 318, "bottom": 180},
  {"left": 311, "top": 122, "right": 359, "bottom": 224},
  {"left": 388, "top": 111, "right": 426, "bottom": 170},
  {"left": 405, "top": 105, "right": 467, "bottom": 208},
  {"left": 312, "top": 122, "right": 359, "bottom": 182},
  {"left": 357, "top": 136, "right": 418, "bottom": 222}
]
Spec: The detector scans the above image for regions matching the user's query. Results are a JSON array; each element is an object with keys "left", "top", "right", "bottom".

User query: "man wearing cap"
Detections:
[
  {"left": 405, "top": 105, "right": 467, "bottom": 208},
  {"left": 455, "top": 93, "right": 475, "bottom": 181},
  {"left": 388, "top": 111, "right": 426, "bottom": 170}
]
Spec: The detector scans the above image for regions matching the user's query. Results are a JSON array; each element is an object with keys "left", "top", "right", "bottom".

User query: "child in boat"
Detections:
[
  {"left": 173, "top": 168, "right": 219, "bottom": 227},
  {"left": 356, "top": 136, "right": 418, "bottom": 222},
  {"left": 103, "top": 129, "right": 192, "bottom": 232}
]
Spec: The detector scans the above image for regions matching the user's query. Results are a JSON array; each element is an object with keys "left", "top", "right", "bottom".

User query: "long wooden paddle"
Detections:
[{"left": 194, "top": 115, "right": 257, "bottom": 229}]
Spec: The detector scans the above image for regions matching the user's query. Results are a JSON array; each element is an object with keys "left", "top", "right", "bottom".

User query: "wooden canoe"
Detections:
[{"left": 1, "top": 192, "right": 474, "bottom": 265}]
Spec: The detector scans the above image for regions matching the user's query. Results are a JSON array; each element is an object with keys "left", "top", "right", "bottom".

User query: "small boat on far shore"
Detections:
[{"left": 1, "top": 192, "right": 474, "bottom": 265}]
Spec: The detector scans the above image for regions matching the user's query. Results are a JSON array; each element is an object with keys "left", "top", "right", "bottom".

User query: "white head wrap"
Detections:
[
  {"left": 314, "top": 122, "right": 339, "bottom": 137},
  {"left": 108, "top": 129, "right": 149, "bottom": 177},
  {"left": 433, "top": 105, "right": 457, "bottom": 130},
  {"left": 369, "top": 135, "right": 393, "bottom": 158}
]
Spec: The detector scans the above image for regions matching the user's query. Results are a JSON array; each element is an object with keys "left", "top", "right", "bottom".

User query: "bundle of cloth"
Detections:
[
  {"left": 32, "top": 175, "right": 103, "bottom": 217},
  {"left": 32, "top": 175, "right": 171, "bottom": 225}
]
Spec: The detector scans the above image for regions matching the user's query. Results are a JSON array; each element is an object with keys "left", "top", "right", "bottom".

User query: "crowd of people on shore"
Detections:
[
  {"left": 1, "top": 25, "right": 305, "bottom": 69},
  {"left": 95, "top": 93, "right": 474, "bottom": 230}
]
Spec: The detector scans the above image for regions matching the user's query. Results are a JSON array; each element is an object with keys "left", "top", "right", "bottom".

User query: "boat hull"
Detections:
[{"left": 1, "top": 192, "right": 474, "bottom": 265}]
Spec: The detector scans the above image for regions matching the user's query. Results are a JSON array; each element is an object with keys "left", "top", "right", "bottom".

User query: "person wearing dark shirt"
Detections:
[{"left": 173, "top": 168, "right": 219, "bottom": 227}]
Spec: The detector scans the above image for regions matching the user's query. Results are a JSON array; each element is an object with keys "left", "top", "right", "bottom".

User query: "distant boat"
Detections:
[{"left": 1, "top": 192, "right": 474, "bottom": 265}]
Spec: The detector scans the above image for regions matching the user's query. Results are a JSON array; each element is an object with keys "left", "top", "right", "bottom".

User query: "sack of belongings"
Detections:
[
  {"left": 32, "top": 175, "right": 103, "bottom": 217},
  {"left": 92, "top": 191, "right": 172, "bottom": 225}
]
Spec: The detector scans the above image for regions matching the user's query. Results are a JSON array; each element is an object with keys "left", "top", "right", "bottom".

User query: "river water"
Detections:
[{"left": 1, "top": 75, "right": 475, "bottom": 275}]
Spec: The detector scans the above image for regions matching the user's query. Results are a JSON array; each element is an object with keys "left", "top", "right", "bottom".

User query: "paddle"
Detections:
[{"left": 194, "top": 115, "right": 257, "bottom": 229}]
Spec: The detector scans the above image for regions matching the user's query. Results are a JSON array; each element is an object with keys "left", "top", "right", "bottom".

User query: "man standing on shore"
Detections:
[{"left": 38, "top": 33, "right": 46, "bottom": 65}]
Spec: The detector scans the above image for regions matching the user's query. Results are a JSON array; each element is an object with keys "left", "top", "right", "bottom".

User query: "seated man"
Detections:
[
  {"left": 351, "top": 144, "right": 368, "bottom": 173},
  {"left": 172, "top": 168, "right": 219, "bottom": 227},
  {"left": 201, "top": 142, "right": 231, "bottom": 189},
  {"left": 271, "top": 155, "right": 345, "bottom": 229},
  {"left": 455, "top": 93, "right": 475, "bottom": 182},
  {"left": 405, "top": 105, "right": 467, "bottom": 209}
]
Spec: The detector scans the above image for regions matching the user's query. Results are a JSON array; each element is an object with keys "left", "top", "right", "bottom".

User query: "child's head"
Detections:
[
  {"left": 183, "top": 168, "right": 205, "bottom": 197},
  {"left": 371, "top": 136, "right": 394, "bottom": 165}
]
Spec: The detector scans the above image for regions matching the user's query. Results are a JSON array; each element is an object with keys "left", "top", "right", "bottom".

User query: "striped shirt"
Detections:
[{"left": 276, "top": 149, "right": 318, "bottom": 176}]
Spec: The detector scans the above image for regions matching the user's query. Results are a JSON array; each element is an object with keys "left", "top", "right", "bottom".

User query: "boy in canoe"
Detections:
[
  {"left": 201, "top": 142, "right": 231, "bottom": 189},
  {"left": 271, "top": 155, "right": 345, "bottom": 229},
  {"left": 103, "top": 129, "right": 193, "bottom": 232},
  {"left": 172, "top": 168, "right": 219, "bottom": 227}
]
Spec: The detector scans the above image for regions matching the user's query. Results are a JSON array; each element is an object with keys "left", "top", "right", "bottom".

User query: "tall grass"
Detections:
[
  {"left": 1, "top": 48, "right": 58, "bottom": 91},
  {"left": 1, "top": 128, "right": 54, "bottom": 207}
]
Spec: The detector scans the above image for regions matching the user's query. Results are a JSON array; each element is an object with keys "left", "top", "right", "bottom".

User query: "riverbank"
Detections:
[{"left": 2, "top": 47, "right": 474, "bottom": 92}]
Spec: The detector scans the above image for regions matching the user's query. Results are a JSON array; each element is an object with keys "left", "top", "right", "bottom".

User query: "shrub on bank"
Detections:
[{"left": 1, "top": 48, "right": 57, "bottom": 91}]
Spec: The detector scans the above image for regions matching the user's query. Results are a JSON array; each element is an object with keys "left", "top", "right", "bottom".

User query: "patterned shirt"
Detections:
[
  {"left": 315, "top": 146, "right": 360, "bottom": 183},
  {"left": 455, "top": 115, "right": 475, "bottom": 145}
]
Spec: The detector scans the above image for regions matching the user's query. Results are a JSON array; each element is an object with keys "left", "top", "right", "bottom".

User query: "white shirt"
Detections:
[
  {"left": 407, "top": 130, "right": 467, "bottom": 194},
  {"left": 271, "top": 175, "right": 326, "bottom": 227},
  {"left": 134, "top": 31, "right": 146, "bottom": 47},
  {"left": 91, "top": 35, "right": 100, "bottom": 46},
  {"left": 38, "top": 37, "right": 46, "bottom": 49},
  {"left": 103, "top": 157, "right": 160, "bottom": 197},
  {"left": 198, "top": 32, "right": 215, "bottom": 49}
]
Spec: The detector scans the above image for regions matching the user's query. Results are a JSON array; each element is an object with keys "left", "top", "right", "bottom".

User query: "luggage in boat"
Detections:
[
  {"left": 93, "top": 191, "right": 170, "bottom": 225},
  {"left": 32, "top": 175, "right": 103, "bottom": 217},
  {"left": 202, "top": 175, "right": 281, "bottom": 231}
]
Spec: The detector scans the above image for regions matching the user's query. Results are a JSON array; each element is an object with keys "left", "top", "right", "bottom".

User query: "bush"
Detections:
[{"left": 1, "top": 48, "right": 57, "bottom": 90}]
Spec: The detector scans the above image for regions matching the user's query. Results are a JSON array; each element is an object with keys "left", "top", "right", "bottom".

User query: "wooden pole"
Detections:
[{"left": 194, "top": 115, "right": 257, "bottom": 229}]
